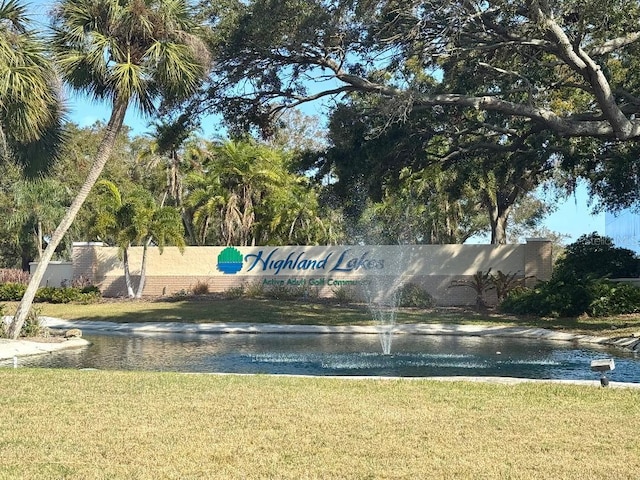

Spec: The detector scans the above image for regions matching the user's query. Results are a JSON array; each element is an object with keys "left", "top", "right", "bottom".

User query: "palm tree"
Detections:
[
  {"left": 91, "top": 179, "right": 149, "bottom": 298},
  {"left": 137, "top": 115, "right": 193, "bottom": 206},
  {"left": 184, "top": 138, "right": 337, "bottom": 246},
  {"left": 9, "top": 179, "right": 69, "bottom": 259},
  {"left": 90, "top": 179, "right": 185, "bottom": 298},
  {"left": 215, "top": 140, "right": 283, "bottom": 246},
  {"left": 0, "top": 0, "right": 65, "bottom": 176},
  {"left": 8, "top": 0, "right": 209, "bottom": 337},
  {"left": 138, "top": 204, "right": 185, "bottom": 297},
  {"left": 136, "top": 115, "right": 208, "bottom": 243},
  {"left": 185, "top": 169, "right": 225, "bottom": 245}
]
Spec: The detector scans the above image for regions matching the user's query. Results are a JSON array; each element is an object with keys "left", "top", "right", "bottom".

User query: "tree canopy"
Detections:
[
  {"left": 0, "top": 0, "right": 66, "bottom": 175},
  {"left": 205, "top": 0, "right": 640, "bottom": 142}
]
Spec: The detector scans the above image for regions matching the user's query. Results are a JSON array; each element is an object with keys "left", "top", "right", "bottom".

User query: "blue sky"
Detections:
[{"left": 540, "top": 184, "right": 605, "bottom": 242}]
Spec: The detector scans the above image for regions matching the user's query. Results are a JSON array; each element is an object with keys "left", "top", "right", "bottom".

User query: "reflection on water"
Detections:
[{"left": 2, "top": 332, "right": 639, "bottom": 382}]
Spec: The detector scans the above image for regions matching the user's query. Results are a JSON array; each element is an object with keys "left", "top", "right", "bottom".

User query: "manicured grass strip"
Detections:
[
  {"left": 9, "top": 298, "right": 506, "bottom": 326},
  {"left": 10, "top": 298, "right": 640, "bottom": 337},
  {"left": 0, "top": 369, "right": 638, "bottom": 479}
]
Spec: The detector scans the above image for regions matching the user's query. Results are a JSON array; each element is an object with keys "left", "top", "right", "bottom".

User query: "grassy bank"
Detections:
[
  {"left": 0, "top": 369, "right": 638, "bottom": 479},
  {"left": 5, "top": 297, "right": 640, "bottom": 337}
]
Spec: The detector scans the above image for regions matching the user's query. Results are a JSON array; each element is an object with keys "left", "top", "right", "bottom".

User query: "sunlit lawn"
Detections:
[
  {"left": 6, "top": 296, "right": 640, "bottom": 338},
  {"left": 2, "top": 299, "right": 640, "bottom": 478},
  {"left": 0, "top": 369, "right": 638, "bottom": 479}
]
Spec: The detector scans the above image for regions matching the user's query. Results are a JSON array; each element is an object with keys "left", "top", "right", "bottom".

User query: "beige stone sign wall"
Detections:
[{"left": 72, "top": 240, "right": 552, "bottom": 306}]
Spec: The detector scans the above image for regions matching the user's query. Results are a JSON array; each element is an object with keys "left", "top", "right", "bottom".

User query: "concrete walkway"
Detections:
[
  {"left": 1, "top": 317, "right": 639, "bottom": 387},
  {"left": 0, "top": 336, "right": 89, "bottom": 360}
]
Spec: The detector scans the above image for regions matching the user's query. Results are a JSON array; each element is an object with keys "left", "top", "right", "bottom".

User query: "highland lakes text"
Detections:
[{"left": 244, "top": 248, "right": 384, "bottom": 275}]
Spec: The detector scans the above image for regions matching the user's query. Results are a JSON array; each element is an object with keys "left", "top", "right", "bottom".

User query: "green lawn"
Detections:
[
  {"left": 2, "top": 298, "right": 640, "bottom": 478},
  {"left": 0, "top": 369, "right": 638, "bottom": 479},
  {"left": 6, "top": 296, "right": 640, "bottom": 338}
]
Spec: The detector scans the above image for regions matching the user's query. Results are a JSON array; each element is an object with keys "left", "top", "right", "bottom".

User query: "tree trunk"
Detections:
[
  {"left": 489, "top": 206, "right": 510, "bottom": 245},
  {"left": 8, "top": 98, "right": 129, "bottom": 339},
  {"left": 134, "top": 240, "right": 149, "bottom": 299},
  {"left": 36, "top": 221, "right": 43, "bottom": 260},
  {"left": 182, "top": 210, "right": 196, "bottom": 245},
  {"left": 123, "top": 247, "right": 135, "bottom": 298}
]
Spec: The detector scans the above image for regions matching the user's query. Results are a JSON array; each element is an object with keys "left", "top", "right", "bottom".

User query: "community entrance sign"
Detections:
[{"left": 72, "top": 240, "right": 552, "bottom": 306}]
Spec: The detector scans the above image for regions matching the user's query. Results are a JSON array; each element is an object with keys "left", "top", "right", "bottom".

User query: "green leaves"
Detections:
[
  {"left": 90, "top": 179, "right": 185, "bottom": 252},
  {"left": 52, "top": 0, "right": 210, "bottom": 115},
  {"left": 0, "top": 0, "right": 65, "bottom": 174},
  {"left": 183, "top": 139, "right": 334, "bottom": 246}
]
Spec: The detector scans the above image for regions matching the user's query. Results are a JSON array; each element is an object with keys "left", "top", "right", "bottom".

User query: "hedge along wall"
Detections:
[{"left": 71, "top": 239, "right": 552, "bottom": 306}]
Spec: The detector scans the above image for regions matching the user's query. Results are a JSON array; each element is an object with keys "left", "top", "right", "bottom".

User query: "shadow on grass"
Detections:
[
  {"left": 35, "top": 298, "right": 375, "bottom": 326},
  {"left": 17, "top": 297, "right": 640, "bottom": 336}
]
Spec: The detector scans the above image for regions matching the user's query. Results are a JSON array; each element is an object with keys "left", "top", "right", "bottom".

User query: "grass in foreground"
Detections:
[
  {"left": 0, "top": 369, "right": 638, "bottom": 479},
  {"left": 6, "top": 297, "right": 640, "bottom": 338}
]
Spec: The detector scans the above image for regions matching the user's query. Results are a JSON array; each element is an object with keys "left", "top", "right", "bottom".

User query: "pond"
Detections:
[{"left": 3, "top": 331, "right": 639, "bottom": 382}]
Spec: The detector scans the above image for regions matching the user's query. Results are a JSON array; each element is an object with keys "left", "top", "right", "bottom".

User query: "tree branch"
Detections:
[{"left": 590, "top": 32, "right": 640, "bottom": 56}]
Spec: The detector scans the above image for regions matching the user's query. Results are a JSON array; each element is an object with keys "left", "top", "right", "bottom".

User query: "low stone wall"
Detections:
[
  {"left": 71, "top": 240, "right": 552, "bottom": 306},
  {"left": 28, "top": 261, "right": 73, "bottom": 288}
]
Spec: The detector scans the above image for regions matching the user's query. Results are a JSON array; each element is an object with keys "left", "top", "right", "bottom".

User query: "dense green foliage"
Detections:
[
  {"left": 395, "top": 283, "right": 434, "bottom": 308},
  {"left": 0, "top": 304, "right": 47, "bottom": 337},
  {"left": 0, "top": 283, "right": 100, "bottom": 303},
  {"left": 501, "top": 234, "right": 640, "bottom": 317},
  {"left": 500, "top": 279, "right": 640, "bottom": 318},
  {"left": 197, "top": 0, "right": 640, "bottom": 222},
  {"left": 553, "top": 232, "right": 640, "bottom": 280}
]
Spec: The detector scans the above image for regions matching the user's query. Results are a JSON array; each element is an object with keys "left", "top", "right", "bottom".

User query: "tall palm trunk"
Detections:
[
  {"left": 135, "top": 240, "right": 150, "bottom": 299},
  {"left": 8, "top": 98, "right": 128, "bottom": 338},
  {"left": 36, "top": 220, "right": 43, "bottom": 260},
  {"left": 122, "top": 247, "right": 136, "bottom": 298}
]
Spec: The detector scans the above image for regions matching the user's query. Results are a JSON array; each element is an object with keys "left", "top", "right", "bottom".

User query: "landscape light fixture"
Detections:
[{"left": 590, "top": 358, "right": 615, "bottom": 387}]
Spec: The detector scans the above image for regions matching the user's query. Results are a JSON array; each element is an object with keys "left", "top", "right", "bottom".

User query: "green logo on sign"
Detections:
[{"left": 217, "top": 247, "right": 243, "bottom": 274}]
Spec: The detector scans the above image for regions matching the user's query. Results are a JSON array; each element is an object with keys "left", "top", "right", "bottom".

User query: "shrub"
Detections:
[
  {"left": 224, "top": 283, "right": 246, "bottom": 299},
  {"left": 244, "top": 280, "right": 265, "bottom": 298},
  {"left": 491, "top": 271, "right": 529, "bottom": 302},
  {"left": 35, "top": 286, "right": 101, "bottom": 304},
  {"left": 331, "top": 285, "right": 358, "bottom": 303},
  {"left": 587, "top": 280, "right": 640, "bottom": 317},
  {"left": 500, "top": 277, "right": 591, "bottom": 317},
  {"left": 501, "top": 234, "right": 640, "bottom": 318},
  {"left": 192, "top": 280, "right": 210, "bottom": 295},
  {"left": 500, "top": 278, "right": 640, "bottom": 318},
  {"left": 80, "top": 285, "right": 101, "bottom": 296},
  {"left": 0, "top": 283, "right": 101, "bottom": 303},
  {"left": 553, "top": 232, "right": 640, "bottom": 281},
  {"left": 449, "top": 270, "right": 495, "bottom": 309},
  {"left": 0, "top": 269, "right": 30, "bottom": 284},
  {"left": 498, "top": 286, "right": 543, "bottom": 315},
  {"left": 0, "top": 283, "right": 27, "bottom": 301},
  {"left": 395, "top": 283, "right": 434, "bottom": 308},
  {"left": 20, "top": 307, "right": 48, "bottom": 337},
  {"left": 539, "top": 279, "right": 592, "bottom": 317},
  {"left": 264, "top": 284, "right": 305, "bottom": 300},
  {"left": 1, "top": 306, "right": 50, "bottom": 338}
]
